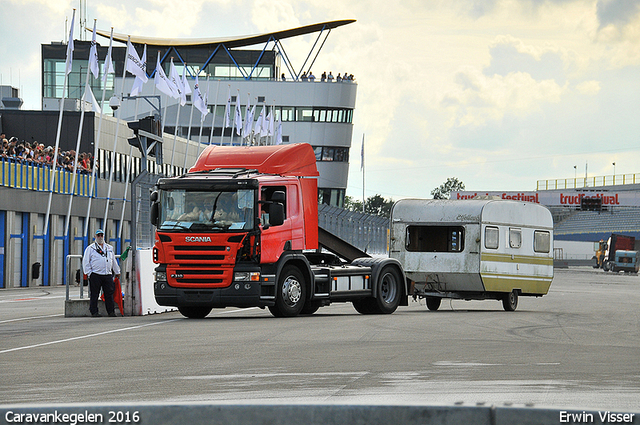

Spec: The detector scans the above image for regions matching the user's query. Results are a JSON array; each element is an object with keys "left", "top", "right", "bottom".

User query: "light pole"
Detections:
[{"left": 613, "top": 162, "right": 616, "bottom": 185}]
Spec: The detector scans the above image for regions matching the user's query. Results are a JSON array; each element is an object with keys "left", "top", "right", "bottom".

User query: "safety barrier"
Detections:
[
  {"left": 0, "top": 404, "right": 637, "bottom": 425},
  {"left": 0, "top": 158, "right": 95, "bottom": 196}
]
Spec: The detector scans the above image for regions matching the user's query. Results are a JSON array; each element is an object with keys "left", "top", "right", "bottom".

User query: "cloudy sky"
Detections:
[{"left": 1, "top": 0, "right": 639, "bottom": 201}]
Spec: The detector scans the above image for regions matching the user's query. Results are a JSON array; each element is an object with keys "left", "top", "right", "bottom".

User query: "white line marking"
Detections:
[
  {"left": 0, "top": 319, "right": 181, "bottom": 354},
  {"left": 0, "top": 307, "right": 262, "bottom": 354},
  {"left": 0, "top": 314, "right": 63, "bottom": 324}
]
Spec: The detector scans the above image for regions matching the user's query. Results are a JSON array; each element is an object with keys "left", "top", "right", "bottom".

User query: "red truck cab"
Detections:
[{"left": 151, "top": 143, "right": 407, "bottom": 318}]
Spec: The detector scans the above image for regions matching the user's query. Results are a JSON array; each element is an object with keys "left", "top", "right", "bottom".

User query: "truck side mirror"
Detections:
[
  {"left": 150, "top": 202, "right": 159, "bottom": 227},
  {"left": 150, "top": 190, "right": 158, "bottom": 203},
  {"left": 269, "top": 203, "right": 284, "bottom": 227}
]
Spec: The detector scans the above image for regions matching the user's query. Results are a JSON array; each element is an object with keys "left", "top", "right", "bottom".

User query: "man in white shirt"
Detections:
[{"left": 82, "top": 229, "right": 121, "bottom": 317}]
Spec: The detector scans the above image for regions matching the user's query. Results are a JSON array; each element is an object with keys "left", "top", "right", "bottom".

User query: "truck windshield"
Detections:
[{"left": 158, "top": 189, "right": 255, "bottom": 232}]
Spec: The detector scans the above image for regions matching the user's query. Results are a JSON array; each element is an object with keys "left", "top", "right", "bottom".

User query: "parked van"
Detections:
[{"left": 389, "top": 199, "right": 553, "bottom": 311}]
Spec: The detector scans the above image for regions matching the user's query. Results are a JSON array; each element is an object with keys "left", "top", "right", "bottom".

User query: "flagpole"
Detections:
[
  {"left": 84, "top": 27, "right": 113, "bottom": 239},
  {"left": 208, "top": 79, "right": 220, "bottom": 149},
  {"left": 362, "top": 133, "right": 365, "bottom": 214},
  {"left": 102, "top": 35, "right": 130, "bottom": 231},
  {"left": 220, "top": 84, "right": 229, "bottom": 145},
  {"left": 183, "top": 72, "right": 195, "bottom": 170},
  {"left": 64, "top": 20, "right": 95, "bottom": 238},
  {"left": 117, "top": 98, "right": 138, "bottom": 242},
  {"left": 196, "top": 74, "right": 211, "bottom": 158},
  {"left": 44, "top": 8, "right": 75, "bottom": 237}
]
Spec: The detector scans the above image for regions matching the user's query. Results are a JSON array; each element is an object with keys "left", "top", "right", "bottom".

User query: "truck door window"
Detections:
[
  {"left": 534, "top": 230, "right": 550, "bottom": 253},
  {"left": 261, "top": 186, "right": 287, "bottom": 224},
  {"left": 509, "top": 228, "right": 522, "bottom": 249},
  {"left": 485, "top": 226, "right": 499, "bottom": 249},
  {"left": 405, "top": 226, "right": 464, "bottom": 252}
]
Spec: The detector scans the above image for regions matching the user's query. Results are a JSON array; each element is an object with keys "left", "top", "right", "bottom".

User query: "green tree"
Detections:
[
  {"left": 345, "top": 194, "right": 394, "bottom": 217},
  {"left": 431, "top": 177, "right": 465, "bottom": 199}
]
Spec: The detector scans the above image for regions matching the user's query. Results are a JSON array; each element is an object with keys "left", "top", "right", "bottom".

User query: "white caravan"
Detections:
[{"left": 389, "top": 199, "right": 553, "bottom": 311}]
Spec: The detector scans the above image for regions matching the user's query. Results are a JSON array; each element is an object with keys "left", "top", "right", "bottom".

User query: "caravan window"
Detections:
[
  {"left": 534, "top": 230, "right": 551, "bottom": 253},
  {"left": 405, "top": 226, "right": 464, "bottom": 252},
  {"left": 485, "top": 226, "right": 499, "bottom": 249},
  {"left": 509, "top": 228, "right": 522, "bottom": 249}
]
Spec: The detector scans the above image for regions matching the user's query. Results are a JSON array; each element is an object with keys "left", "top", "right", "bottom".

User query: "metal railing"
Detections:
[
  {"left": 537, "top": 173, "right": 640, "bottom": 190},
  {"left": 318, "top": 204, "right": 389, "bottom": 255},
  {"left": 65, "top": 254, "right": 121, "bottom": 301},
  {"left": 0, "top": 157, "right": 95, "bottom": 196}
]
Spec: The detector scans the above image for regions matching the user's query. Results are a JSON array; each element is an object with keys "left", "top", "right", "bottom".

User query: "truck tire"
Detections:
[
  {"left": 352, "top": 299, "right": 377, "bottom": 314},
  {"left": 268, "top": 265, "right": 306, "bottom": 317},
  {"left": 178, "top": 306, "right": 212, "bottom": 319},
  {"left": 300, "top": 300, "right": 321, "bottom": 315},
  {"left": 502, "top": 290, "right": 518, "bottom": 312},
  {"left": 426, "top": 297, "right": 441, "bottom": 311},
  {"left": 371, "top": 266, "right": 402, "bottom": 314}
]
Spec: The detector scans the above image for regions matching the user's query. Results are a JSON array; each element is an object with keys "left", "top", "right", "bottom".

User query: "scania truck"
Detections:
[{"left": 150, "top": 143, "right": 407, "bottom": 318}]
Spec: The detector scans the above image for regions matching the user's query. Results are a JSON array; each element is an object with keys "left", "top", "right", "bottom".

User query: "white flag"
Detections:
[
  {"left": 130, "top": 76, "right": 145, "bottom": 96},
  {"left": 154, "top": 53, "right": 178, "bottom": 98},
  {"left": 89, "top": 20, "right": 99, "bottom": 79},
  {"left": 125, "top": 40, "right": 148, "bottom": 82},
  {"left": 193, "top": 75, "right": 209, "bottom": 120},
  {"left": 243, "top": 96, "right": 254, "bottom": 138},
  {"left": 130, "top": 45, "right": 147, "bottom": 96},
  {"left": 254, "top": 106, "right": 264, "bottom": 136},
  {"left": 181, "top": 67, "right": 192, "bottom": 96},
  {"left": 262, "top": 107, "right": 271, "bottom": 137},
  {"left": 275, "top": 117, "right": 283, "bottom": 145},
  {"left": 266, "top": 107, "right": 274, "bottom": 136},
  {"left": 169, "top": 59, "right": 186, "bottom": 106},
  {"left": 234, "top": 90, "right": 242, "bottom": 136},
  {"left": 82, "top": 83, "right": 101, "bottom": 113},
  {"left": 65, "top": 11, "right": 75, "bottom": 75},
  {"left": 224, "top": 87, "right": 231, "bottom": 128},
  {"left": 102, "top": 30, "right": 115, "bottom": 84}
]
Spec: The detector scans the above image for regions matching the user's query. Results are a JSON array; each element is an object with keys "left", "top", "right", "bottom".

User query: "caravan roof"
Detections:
[{"left": 391, "top": 199, "right": 552, "bottom": 229}]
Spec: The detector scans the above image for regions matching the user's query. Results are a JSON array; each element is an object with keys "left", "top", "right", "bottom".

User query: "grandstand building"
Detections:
[
  {"left": 0, "top": 20, "right": 357, "bottom": 288},
  {"left": 453, "top": 174, "right": 640, "bottom": 245}
]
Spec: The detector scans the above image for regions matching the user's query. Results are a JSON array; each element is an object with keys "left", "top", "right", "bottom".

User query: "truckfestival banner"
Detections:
[{"left": 450, "top": 191, "right": 640, "bottom": 207}]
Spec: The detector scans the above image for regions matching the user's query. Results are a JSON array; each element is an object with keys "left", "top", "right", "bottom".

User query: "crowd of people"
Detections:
[
  {"left": 281, "top": 71, "right": 356, "bottom": 82},
  {"left": 0, "top": 133, "right": 95, "bottom": 174}
]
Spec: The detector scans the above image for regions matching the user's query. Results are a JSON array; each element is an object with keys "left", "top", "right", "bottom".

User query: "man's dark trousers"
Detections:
[{"left": 89, "top": 273, "right": 115, "bottom": 315}]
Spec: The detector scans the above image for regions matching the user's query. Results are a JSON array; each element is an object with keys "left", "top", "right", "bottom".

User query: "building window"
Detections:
[
  {"left": 318, "top": 188, "right": 345, "bottom": 208},
  {"left": 312, "top": 146, "right": 349, "bottom": 162}
]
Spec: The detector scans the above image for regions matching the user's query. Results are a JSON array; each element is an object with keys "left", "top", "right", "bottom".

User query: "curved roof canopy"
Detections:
[{"left": 95, "top": 19, "right": 355, "bottom": 48}]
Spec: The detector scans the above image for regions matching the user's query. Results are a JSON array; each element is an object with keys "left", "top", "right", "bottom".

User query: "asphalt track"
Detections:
[{"left": 0, "top": 268, "right": 639, "bottom": 412}]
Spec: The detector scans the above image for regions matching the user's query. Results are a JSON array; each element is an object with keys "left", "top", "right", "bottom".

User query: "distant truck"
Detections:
[
  {"left": 593, "top": 234, "right": 639, "bottom": 273},
  {"left": 389, "top": 199, "right": 554, "bottom": 311}
]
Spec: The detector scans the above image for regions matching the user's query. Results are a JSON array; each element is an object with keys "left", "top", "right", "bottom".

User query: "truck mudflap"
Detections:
[{"left": 351, "top": 257, "right": 409, "bottom": 306}]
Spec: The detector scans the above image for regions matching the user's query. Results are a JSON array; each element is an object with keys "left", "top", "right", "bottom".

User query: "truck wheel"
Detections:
[
  {"left": 300, "top": 300, "right": 321, "bottom": 315},
  {"left": 352, "top": 299, "right": 376, "bottom": 314},
  {"left": 372, "top": 266, "right": 402, "bottom": 314},
  {"left": 178, "top": 306, "right": 212, "bottom": 319},
  {"left": 426, "top": 297, "right": 441, "bottom": 311},
  {"left": 502, "top": 291, "right": 518, "bottom": 312},
  {"left": 268, "top": 265, "right": 306, "bottom": 317}
]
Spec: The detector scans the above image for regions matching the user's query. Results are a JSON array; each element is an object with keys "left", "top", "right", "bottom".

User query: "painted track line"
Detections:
[
  {"left": 0, "top": 314, "right": 64, "bottom": 324},
  {"left": 0, "top": 307, "right": 261, "bottom": 354}
]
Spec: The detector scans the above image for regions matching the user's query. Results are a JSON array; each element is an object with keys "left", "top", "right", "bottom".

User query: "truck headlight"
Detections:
[
  {"left": 234, "top": 272, "right": 260, "bottom": 282},
  {"left": 156, "top": 271, "right": 167, "bottom": 281}
]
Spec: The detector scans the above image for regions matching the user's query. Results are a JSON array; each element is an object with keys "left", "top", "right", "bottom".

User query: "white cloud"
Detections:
[{"left": 575, "top": 80, "right": 601, "bottom": 95}]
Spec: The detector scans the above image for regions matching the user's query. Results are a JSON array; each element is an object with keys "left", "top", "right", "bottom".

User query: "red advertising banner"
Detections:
[{"left": 450, "top": 191, "right": 640, "bottom": 207}]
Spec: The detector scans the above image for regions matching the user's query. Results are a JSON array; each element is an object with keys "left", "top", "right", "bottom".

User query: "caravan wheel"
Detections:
[
  {"left": 426, "top": 297, "right": 441, "bottom": 311},
  {"left": 502, "top": 291, "right": 518, "bottom": 312}
]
